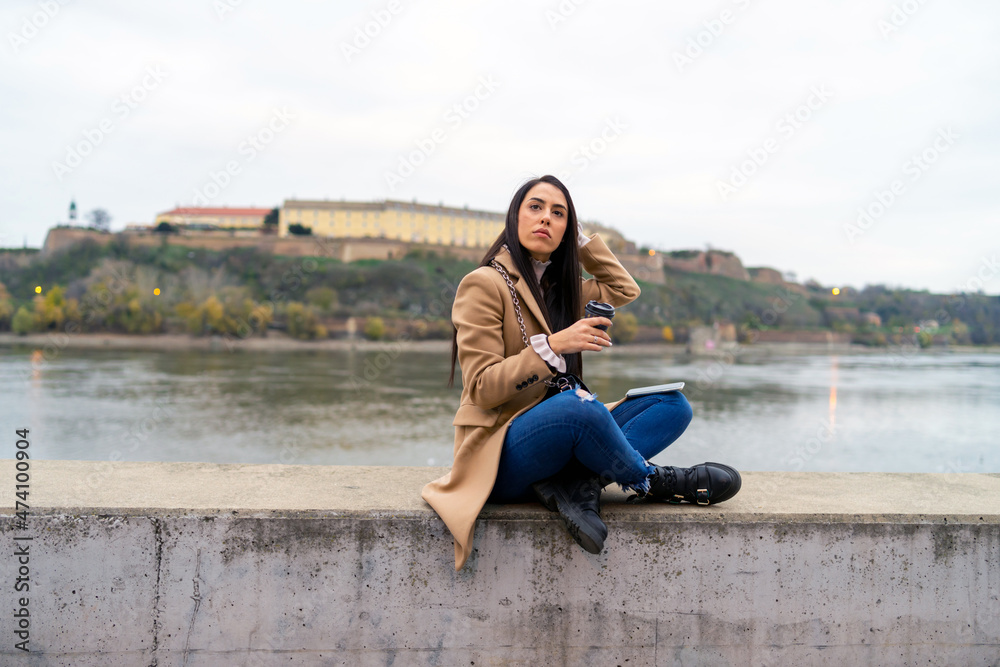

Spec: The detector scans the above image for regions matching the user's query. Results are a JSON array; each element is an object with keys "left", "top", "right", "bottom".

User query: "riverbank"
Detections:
[
  {"left": 0, "top": 331, "right": 452, "bottom": 354},
  {"left": 2, "top": 332, "right": 998, "bottom": 356}
]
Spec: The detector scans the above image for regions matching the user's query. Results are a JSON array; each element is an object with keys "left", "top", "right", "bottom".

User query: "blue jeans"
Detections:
[{"left": 487, "top": 390, "right": 694, "bottom": 503}]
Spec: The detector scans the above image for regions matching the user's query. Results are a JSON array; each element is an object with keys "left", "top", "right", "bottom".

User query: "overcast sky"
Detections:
[{"left": 2, "top": 0, "right": 998, "bottom": 294}]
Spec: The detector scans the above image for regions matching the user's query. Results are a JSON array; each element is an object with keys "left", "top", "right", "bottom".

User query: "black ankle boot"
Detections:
[
  {"left": 532, "top": 462, "right": 608, "bottom": 554},
  {"left": 640, "top": 462, "right": 742, "bottom": 505}
]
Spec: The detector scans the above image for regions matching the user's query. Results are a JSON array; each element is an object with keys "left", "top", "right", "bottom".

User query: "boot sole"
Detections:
[{"left": 532, "top": 480, "right": 606, "bottom": 554}]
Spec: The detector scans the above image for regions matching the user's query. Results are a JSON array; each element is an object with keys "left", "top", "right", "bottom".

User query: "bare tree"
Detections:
[{"left": 87, "top": 208, "right": 112, "bottom": 232}]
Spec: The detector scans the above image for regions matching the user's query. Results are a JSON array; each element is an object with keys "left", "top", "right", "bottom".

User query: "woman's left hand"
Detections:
[{"left": 547, "top": 317, "right": 613, "bottom": 355}]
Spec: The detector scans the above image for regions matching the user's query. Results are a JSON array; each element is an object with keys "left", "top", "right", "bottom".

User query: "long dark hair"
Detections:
[{"left": 448, "top": 175, "right": 583, "bottom": 387}]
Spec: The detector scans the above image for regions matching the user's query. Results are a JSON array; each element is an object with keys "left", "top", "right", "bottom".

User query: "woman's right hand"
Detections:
[{"left": 547, "top": 317, "right": 613, "bottom": 355}]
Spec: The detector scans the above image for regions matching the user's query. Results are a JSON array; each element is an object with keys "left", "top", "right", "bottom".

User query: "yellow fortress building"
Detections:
[
  {"left": 279, "top": 199, "right": 506, "bottom": 248},
  {"left": 155, "top": 206, "right": 272, "bottom": 229}
]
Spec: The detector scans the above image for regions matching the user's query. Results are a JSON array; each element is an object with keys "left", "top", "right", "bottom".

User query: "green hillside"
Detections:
[{"left": 1, "top": 238, "right": 997, "bottom": 345}]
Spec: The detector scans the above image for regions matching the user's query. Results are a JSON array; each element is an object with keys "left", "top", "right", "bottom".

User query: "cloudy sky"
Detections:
[{"left": 2, "top": 0, "right": 998, "bottom": 294}]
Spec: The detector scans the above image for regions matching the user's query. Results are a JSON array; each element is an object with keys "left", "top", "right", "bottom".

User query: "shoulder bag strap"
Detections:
[
  {"left": 489, "top": 259, "right": 529, "bottom": 349},
  {"left": 490, "top": 259, "right": 589, "bottom": 395}
]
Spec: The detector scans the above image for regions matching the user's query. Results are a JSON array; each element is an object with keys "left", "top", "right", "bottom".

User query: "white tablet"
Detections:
[{"left": 625, "top": 382, "right": 685, "bottom": 398}]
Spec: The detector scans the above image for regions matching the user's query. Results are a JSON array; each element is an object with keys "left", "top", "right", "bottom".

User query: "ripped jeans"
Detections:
[{"left": 487, "top": 390, "right": 693, "bottom": 503}]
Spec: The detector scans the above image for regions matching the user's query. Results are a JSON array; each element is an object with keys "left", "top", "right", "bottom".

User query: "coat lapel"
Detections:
[{"left": 495, "top": 247, "right": 552, "bottom": 336}]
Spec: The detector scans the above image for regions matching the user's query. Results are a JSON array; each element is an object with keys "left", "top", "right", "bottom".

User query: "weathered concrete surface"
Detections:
[{"left": 1, "top": 461, "right": 998, "bottom": 666}]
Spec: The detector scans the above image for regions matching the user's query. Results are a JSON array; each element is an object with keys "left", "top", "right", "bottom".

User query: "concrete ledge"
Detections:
[{"left": 2, "top": 461, "right": 999, "bottom": 665}]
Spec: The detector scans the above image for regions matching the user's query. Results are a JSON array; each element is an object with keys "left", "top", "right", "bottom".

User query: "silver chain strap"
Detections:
[
  {"left": 490, "top": 255, "right": 575, "bottom": 392},
  {"left": 489, "top": 259, "right": 529, "bottom": 349}
]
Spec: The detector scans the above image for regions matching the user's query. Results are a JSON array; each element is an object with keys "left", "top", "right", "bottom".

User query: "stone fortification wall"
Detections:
[
  {"left": 39, "top": 227, "right": 651, "bottom": 274},
  {"left": 40, "top": 227, "right": 487, "bottom": 263},
  {"left": 663, "top": 250, "right": 751, "bottom": 281},
  {"left": 749, "top": 266, "right": 785, "bottom": 284}
]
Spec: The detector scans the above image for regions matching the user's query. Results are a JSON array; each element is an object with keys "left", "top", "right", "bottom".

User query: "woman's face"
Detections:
[{"left": 516, "top": 182, "right": 568, "bottom": 263}]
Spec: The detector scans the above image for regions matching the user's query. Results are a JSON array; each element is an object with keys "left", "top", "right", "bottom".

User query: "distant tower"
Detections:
[{"left": 69, "top": 199, "right": 78, "bottom": 224}]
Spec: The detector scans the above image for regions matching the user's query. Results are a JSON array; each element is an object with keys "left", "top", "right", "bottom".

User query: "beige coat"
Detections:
[{"left": 421, "top": 234, "right": 641, "bottom": 569}]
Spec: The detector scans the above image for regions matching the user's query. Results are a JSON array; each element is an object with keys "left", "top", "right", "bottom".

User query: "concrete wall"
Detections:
[{"left": 1, "top": 461, "right": 998, "bottom": 665}]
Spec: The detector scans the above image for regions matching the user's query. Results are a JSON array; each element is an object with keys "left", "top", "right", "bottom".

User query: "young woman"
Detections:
[{"left": 422, "top": 175, "right": 741, "bottom": 570}]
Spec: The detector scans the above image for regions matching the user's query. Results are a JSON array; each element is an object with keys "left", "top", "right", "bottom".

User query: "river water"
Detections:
[{"left": 1, "top": 346, "right": 997, "bottom": 473}]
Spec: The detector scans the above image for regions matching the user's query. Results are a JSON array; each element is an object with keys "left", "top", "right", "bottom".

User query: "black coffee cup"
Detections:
[{"left": 585, "top": 300, "right": 615, "bottom": 331}]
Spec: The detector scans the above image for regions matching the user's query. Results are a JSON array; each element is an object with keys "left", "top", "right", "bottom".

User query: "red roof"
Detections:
[{"left": 159, "top": 207, "right": 272, "bottom": 216}]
